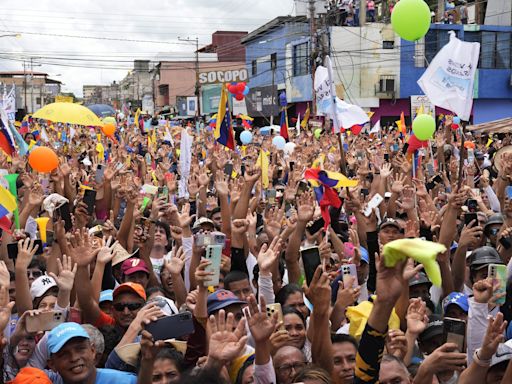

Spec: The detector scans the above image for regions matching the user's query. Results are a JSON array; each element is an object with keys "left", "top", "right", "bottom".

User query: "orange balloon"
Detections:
[
  {"left": 464, "top": 141, "right": 476, "bottom": 149},
  {"left": 28, "top": 147, "right": 59, "bottom": 173},
  {"left": 101, "top": 123, "right": 116, "bottom": 136}
]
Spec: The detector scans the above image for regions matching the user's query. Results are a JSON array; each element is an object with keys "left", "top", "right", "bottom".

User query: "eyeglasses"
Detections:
[
  {"left": 276, "top": 361, "right": 307, "bottom": 376},
  {"left": 27, "top": 270, "right": 43, "bottom": 278},
  {"left": 113, "top": 302, "right": 144, "bottom": 312}
]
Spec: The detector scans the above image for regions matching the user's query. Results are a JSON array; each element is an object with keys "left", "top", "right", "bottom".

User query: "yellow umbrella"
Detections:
[
  {"left": 33, "top": 102, "right": 104, "bottom": 127},
  {"left": 102, "top": 116, "right": 116, "bottom": 125}
]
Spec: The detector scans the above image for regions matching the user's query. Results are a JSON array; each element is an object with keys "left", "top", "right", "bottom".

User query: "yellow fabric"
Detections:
[
  {"left": 96, "top": 142, "right": 104, "bottom": 161},
  {"left": 229, "top": 354, "right": 254, "bottom": 383},
  {"left": 32, "top": 102, "right": 103, "bottom": 127},
  {"left": 383, "top": 238, "right": 447, "bottom": 287},
  {"left": 346, "top": 298, "right": 400, "bottom": 340},
  {"left": 256, "top": 149, "right": 269, "bottom": 189}
]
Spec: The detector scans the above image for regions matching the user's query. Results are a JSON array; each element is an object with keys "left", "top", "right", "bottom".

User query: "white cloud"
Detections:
[{"left": 0, "top": 0, "right": 294, "bottom": 96}]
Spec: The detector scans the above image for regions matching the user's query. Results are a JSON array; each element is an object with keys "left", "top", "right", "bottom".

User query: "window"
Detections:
[
  {"left": 158, "top": 84, "right": 169, "bottom": 96},
  {"left": 465, "top": 31, "right": 511, "bottom": 69},
  {"left": 252, "top": 60, "right": 257, "bottom": 75},
  {"left": 293, "top": 42, "right": 309, "bottom": 77},
  {"left": 424, "top": 29, "right": 460, "bottom": 67}
]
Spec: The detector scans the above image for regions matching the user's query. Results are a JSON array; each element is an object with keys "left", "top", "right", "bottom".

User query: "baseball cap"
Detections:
[
  {"left": 490, "top": 344, "right": 512, "bottom": 368},
  {"left": 8, "top": 367, "right": 52, "bottom": 384},
  {"left": 193, "top": 217, "right": 215, "bottom": 230},
  {"left": 113, "top": 282, "right": 147, "bottom": 301},
  {"left": 443, "top": 292, "right": 469, "bottom": 313},
  {"left": 30, "top": 275, "right": 58, "bottom": 300},
  {"left": 47, "top": 322, "right": 90, "bottom": 355},
  {"left": 360, "top": 246, "right": 369, "bottom": 264},
  {"left": 418, "top": 314, "right": 443, "bottom": 343},
  {"left": 99, "top": 289, "right": 113, "bottom": 303},
  {"left": 409, "top": 272, "right": 432, "bottom": 288},
  {"left": 207, "top": 289, "right": 246, "bottom": 315},
  {"left": 379, "top": 218, "right": 403, "bottom": 232},
  {"left": 121, "top": 258, "right": 150, "bottom": 276},
  {"left": 111, "top": 242, "right": 138, "bottom": 267}
]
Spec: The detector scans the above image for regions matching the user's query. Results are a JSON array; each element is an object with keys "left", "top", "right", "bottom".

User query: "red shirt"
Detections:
[{"left": 94, "top": 310, "right": 116, "bottom": 328}]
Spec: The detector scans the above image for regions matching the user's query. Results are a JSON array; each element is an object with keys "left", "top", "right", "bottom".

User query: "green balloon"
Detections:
[
  {"left": 314, "top": 128, "right": 322, "bottom": 139},
  {"left": 391, "top": 0, "right": 431, "bottom": 42},
  {"left": 412, "top": 114, "right": 435, "bottom": 140}
]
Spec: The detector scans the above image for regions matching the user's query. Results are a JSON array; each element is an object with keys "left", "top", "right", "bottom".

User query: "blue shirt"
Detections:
[{"left": 46, "top": 368, "right": 137, "bottom": 384}]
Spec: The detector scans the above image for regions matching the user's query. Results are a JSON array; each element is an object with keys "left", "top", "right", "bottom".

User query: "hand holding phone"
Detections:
[
  {"left": 26, "top": 311, "right": 65, "bottom": 333},
  {"left": 83, "top": 189, "right": 97, "bottom": 216},
  {"left": 203, "top": 245, "right": 222, "bottom": 287}
]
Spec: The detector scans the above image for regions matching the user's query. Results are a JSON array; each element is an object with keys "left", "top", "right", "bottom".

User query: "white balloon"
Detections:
[
  {"left": 272, "top": 136, "right": 286, "bottom": 150},
  {"left": 284, "top": 142, "right": 296, "bottom": 155}
]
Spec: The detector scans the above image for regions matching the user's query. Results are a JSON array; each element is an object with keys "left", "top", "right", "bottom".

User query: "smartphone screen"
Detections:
[
  {"left": 83, "top": 189, "right": 97, "bottom": 216},
  {"left": 302, "top": 247, "right": 321, "bottom": 286},
  {"left": 464, "top": 212, "right": 477, "bottom": 226},
  {"left": 290, "top": 161, "right": 295, "bottom": 172},
  {"left": 488, "top": 264, "right": 507, "bottom": 306},
  {"left": 145, "top": 312, "right": 194, "bottom": 341},
  {"left": 57, "top": 202, "right": 73, "bottom": 231},
  {"left": 443, "top": 317, "right": 466, "bottom": 352},
  {"left": 224, "top": 163, "right": 234, "bottom": 177},
  {"left": 506, "top": 186, "right": 512, "bottom": 200},
  {"left": 467, "top": 199, "right": 478, "bottom": 213},
  {"left": 306, "top": 218, "right": 325, "bottom": 235},
  {"left": 8, "top": 240, "right": 44, "bottom": 260}
]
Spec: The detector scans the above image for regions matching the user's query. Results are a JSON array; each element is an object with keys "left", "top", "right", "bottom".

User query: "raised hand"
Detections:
[
  {"left": 139, "top": 330, "right": 166, "bottom": 361},
  {"left": 164, "top": 246, "right": 186, "bottom": 275},
  {"left": 296, "top": 191, "right": 315, "bottom": 223},
  {"left": 215, "top": 172, "right": 229, "bottom": 196},
  {"left": 207, "top": 309, "right": 248, "bottom": 364},
  {"left": 246, "top": 295, "right": 277, "bottom": 344},
  {"left": 0, "top": 285, "right": 15, "bottom": 334},
  {"left": 391, "top": 174, "right": 407, "bottom": 194},
  {"left": 257, "top": 236, "right": 283, "bottom": 274},
  {"left": 386, "top": 329, "right": 408, "bottom": 360},
  {"left": 0, "top": 261, "right": 9, "bottom": 288},
  {"left": 406, "top": 298, "right": 428, "bottom": 336},
  {"left": 96, "top": 236, "right": 118, "bottom": 265},
  {"left": 177, "top": 203, "right": 195, "bottom": 229},
  {"left": 472, "top": 277, "right": 494, "bottom": 304},
  {"left": 458, "top": 221, "right": 482, "bottom": 249},
  {"left": 16, "top": 238, "right": 40, "bottom": 270},
  {"left": 68, "top": 228, "right": 97, "bottom": 268},
  {"left": 49, "top": 254, "right": 77, "bottom": 292},
  {"left": 304, "top": 266, "right": 331, "bottom": 315}
]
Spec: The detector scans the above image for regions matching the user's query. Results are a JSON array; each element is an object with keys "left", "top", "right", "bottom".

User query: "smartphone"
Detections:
[
  {"left": 301, "top": 246, "right": 321, "bottom": 286},
  {"left": 297, "top": 181, "right": 309, "bottom": 194},
  {"left": 95, "top": 165, "right": 105, "bottom": 184},
  {"left": 392, "top": 143, "right": 399, "bottom": 152},
  {"left": 363, "top": 193, "right": 384, "bottom": 217},
  {"left": 8, "top": 240, "right": 44, "bottom": 260},
  {"left": 224, "top": 163, "right": 234, "bottom": 177},
  {"left": 488, "top": 264, "right": 507, "bottom": 306},
  {"left": 443, "top": 317, "right": 466, "bottom": 352},
  {"left": 306, "top": 218, "right": 325, "bottom": 235},
  {"left": 158, "top": 186, "right": 169, "bottom": 203},
  {"left": 467, "top": 199, "right": 478, "bottom": 213},
  {"left": 266, "top": 189, "right": 277, "bottom": 205},
  {"left": 500, "top": 236, "right": 512, "bottom": 250},
  {"left": 203, "top": 244, "right": 222, "bottom": 287},
  {"left": 57, "top": 202, "right": 73, "bottom": 232},
  {"left": 464, "top": 212, "right": 478, "bottom": 226},
  {"left": 360, "top": 188, "right": 369, "bottom": 197},
  {"left": 427, "top": 163, "right": 435, "bottom": 177},
  {"left": 115, "top": 162, "right": 124, "bottom": 171},
  {"left": 341, "top": 264, "right": 358, "bottom": 288},
  {"left": 211, "top": 231, "right": 226, "bottom": 247},
  {"left": 145, "top": 311, "right": 195, "bottom": 341},
  {"left": 141, "top": 184, "right": 158, "bottom": 195},
  {"left": 26, "top": 310, "right": 65, "bottom": 333},
  {"left": 241, "top": 164, "right": 246, "bottom": 176},
  {"left": 195, "top": 233, "right": 212, "bottom": 247},
  {"left": 356, "top": 151, "right": 364, "bottom": 161},
  {"left": 145, "top": 153, "right": 152, "bottom": 166},
  {"left": 290, "top": 161, "right": 295, "bottom": 172},
  {"left": 433, "top": 174, "right": 443, "bottom": 184},
  {"left": 83, "top": 189, "right": 97, "bottom": 216},
  {"left": 266, "top": 303, "right": 284, "bottom": 329},
  {"left": 402, "top": 142, "right": 409, "bottom": 155},
  {"left": 384, "top": 153, "right": 390, "bottom": 162}
]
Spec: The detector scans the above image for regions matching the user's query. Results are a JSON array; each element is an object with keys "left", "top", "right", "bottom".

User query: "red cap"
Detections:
[
  {"left": 113, "top": 282, "right": 147, "bottom": 301},
  {"left": 121, "top": 258, "right": 150, "bottom": 276}
]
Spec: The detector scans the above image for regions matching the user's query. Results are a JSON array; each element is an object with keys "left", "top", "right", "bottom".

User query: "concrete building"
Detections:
[
  {"left": 82, "top": 82, "right": 121, "bottom": 108},
  {"left": 0, "top": 71, "right": 62, "bottom": 118},
  {"left": 241, "top": 16, "right": 311, "bottom": 123}
]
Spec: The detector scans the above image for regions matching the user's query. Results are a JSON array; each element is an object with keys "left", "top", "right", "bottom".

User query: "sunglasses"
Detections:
[{"left": 113, "top": 302, "right": 144, "bottom": 312}]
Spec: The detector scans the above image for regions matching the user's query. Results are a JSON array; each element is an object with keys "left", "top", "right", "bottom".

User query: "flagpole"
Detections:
[{"left": 457, "top": 122, "right": 466, "bottom": 189}]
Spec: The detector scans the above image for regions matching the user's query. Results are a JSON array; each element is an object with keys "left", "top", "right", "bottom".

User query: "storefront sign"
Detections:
[{"left": 199, "top": 69, "right": 248, "bottom": 85}]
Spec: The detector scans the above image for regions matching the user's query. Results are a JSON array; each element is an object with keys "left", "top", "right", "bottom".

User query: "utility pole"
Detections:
[
  {"left": 30, "top": 57, "right": 34, "bottom": 112},
  {"left": 179, "top": 37, "right": 200, "bottom": 122},
  {"left": 271, "top": 55, "right": 276, "bottom": 125},
  {"left": 309, "top": 0, "right": 317, "bottom": 117},
  {"left": 360, "top": 0, "right": 367, "bottom": 26},
  {"left": 23, "top": 60, "right": 27, "bottom": 113}
]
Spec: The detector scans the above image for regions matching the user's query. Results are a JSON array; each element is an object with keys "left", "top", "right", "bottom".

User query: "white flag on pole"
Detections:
[
  {"left": 417, "top": 32, "right": 479, "bottom": 121},
  {"left": 296, "top": 113, "right": 301, "bottom": 137},
  {"left": 370, "top": 120, "right": 381, "bottom": 134},
  {"left": 178, "top": 128, "right": 193, "bottom": 198}
]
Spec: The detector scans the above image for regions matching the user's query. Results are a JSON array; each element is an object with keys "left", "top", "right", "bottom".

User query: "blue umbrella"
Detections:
[{"left": 87, "top": 104, "right": 116, "bottom": 118}]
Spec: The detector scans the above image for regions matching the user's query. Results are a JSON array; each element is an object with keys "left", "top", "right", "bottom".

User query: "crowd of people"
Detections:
[{"left": 0, "top": 112, "right": 511, "bottom": 384}]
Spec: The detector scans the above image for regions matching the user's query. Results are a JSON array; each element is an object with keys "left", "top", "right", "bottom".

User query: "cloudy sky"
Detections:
[{"left": 0, "top": 0, "right": 295, "bottom": 96}]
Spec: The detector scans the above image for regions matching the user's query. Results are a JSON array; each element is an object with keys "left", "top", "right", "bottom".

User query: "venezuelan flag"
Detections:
[
  {"left": 0, "top": 118, "right": 15, "bottom": 156},
  {"left": 280, "top": 108, "right": 289, "bottom": 141},
  {"left": 215, "top": 84, "right": 235, "bottom": 150},
  {"left": 0, "top": 184, "right": 17, "bottom": 219},
  {"left": 305, "top": 168, "right": 359, "bottom": 190}
]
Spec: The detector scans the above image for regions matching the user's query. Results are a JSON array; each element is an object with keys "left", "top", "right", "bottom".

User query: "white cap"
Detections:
[{"left": 30, "top": 275, "right": 58, "bottom": 300}]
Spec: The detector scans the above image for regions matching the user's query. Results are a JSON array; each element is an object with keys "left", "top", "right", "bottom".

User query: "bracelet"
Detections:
[{"left": 473, "top": 349, "right": 491, "bottom": 367}]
